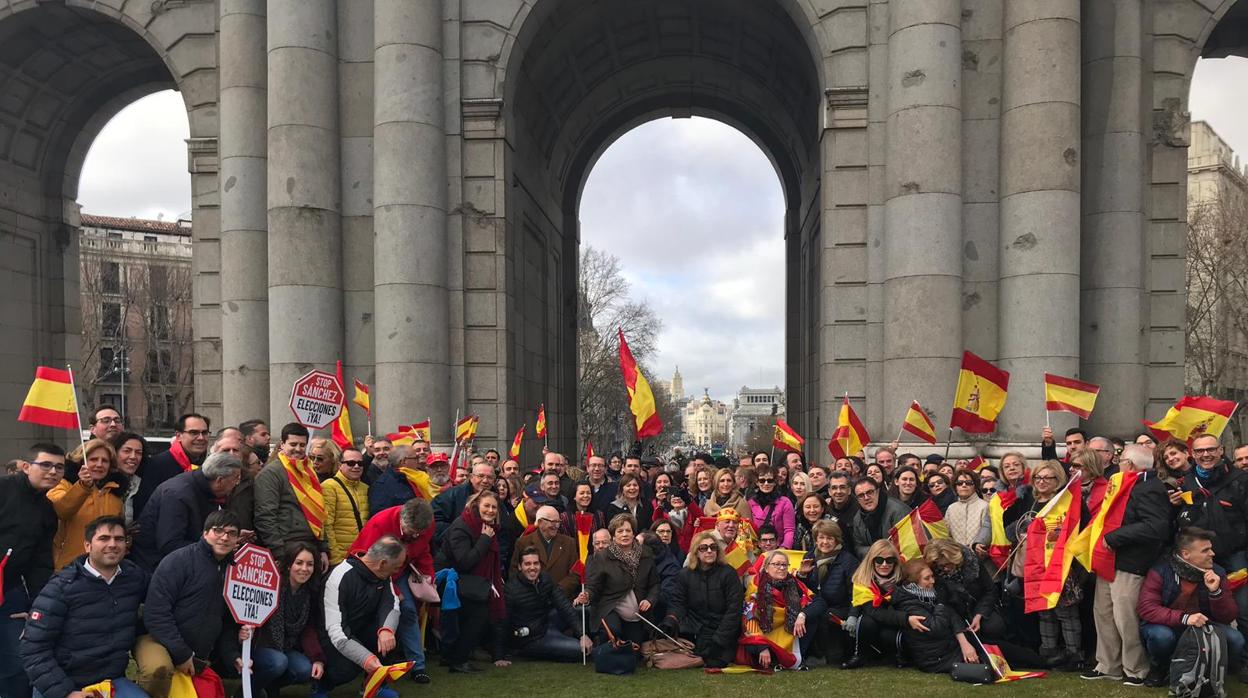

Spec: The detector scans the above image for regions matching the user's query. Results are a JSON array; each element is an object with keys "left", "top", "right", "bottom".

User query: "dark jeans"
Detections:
[
  {"left": 0, "top": 586, "right": 31, "bottom": 698},
  {"left": 249, "top": 648, "right": 312, "bottom": 692},
  {"left": 853, "top": 614, "right": 901, "bottom": 658},
  {"left": 1141, "top": 623, "right": 1245, "bottom": 671},
  {"left": 445, "top": 601, "right": 489, "bottom": 665},
  {"left": 514, "top": 631, "right": 585, "bottom": 662}
]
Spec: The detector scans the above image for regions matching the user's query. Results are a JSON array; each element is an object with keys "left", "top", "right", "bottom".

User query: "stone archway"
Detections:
[{"left": 0, "top": 1, "right": 217, "bottom": 452}]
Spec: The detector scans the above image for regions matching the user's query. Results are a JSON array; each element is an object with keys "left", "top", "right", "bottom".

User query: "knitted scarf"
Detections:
[
  {"left": 757, "top": 574, "right": 805, "bottom": 634},
  {"left": 265, "top": 580, "right": 311, "bottom": 651},
  {"left": 900, "top": 582, "right": 937, "bottom": 605},
  {"left": 1169, "top": 555, "right": 1207, "bottom": 584}
]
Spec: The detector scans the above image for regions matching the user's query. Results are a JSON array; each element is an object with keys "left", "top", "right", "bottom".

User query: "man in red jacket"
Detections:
[
  {"left": 348, "top": 498, "right": 434, "bottom": 684},
  {"left": 1137, "top": 527, "right": 1245, "bottom": 687}
]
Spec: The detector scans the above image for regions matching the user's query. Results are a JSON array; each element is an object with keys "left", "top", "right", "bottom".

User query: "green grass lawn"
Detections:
[{"left": 314, "top": 661, "right": 1248, "bottom": 697}]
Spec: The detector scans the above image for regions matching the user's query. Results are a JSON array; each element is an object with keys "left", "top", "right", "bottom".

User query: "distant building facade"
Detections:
[
  {"left": 682, "top": 391, "right": 730, "bottom": 449},
  {"left": 79, "top": 214, "right": 194, "bottom": 430},
  {"left": 728, "top": 386, "right": 785, "bottom": 450}
]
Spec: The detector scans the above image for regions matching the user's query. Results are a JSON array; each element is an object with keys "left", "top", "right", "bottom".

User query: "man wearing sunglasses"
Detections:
[
  {"left": 0, "top": 443, "right": 63, "bottom": 698},
  {"left": 325, "top": 448, "right": 370, "bottom": 566}
]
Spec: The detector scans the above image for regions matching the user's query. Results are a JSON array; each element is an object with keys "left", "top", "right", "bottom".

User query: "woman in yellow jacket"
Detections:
[
  {"left": 47, "top": 438, "right": 125, "bottom": 569},
  {"left": 322, "top": 450, "right": 370, "bottom": 564}
]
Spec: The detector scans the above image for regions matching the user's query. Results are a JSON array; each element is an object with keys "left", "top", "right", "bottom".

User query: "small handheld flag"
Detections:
[
  {"left": 1143, "top": 396, "right": 1237, "bottom": 442},
  {"left": 19, "top": 366, "right": 80, "bottom": 430},
  {"left": 535, "top": 403, "right": 548, "bottom": 440},
  {"left": 829, "top": 396, "right": 869, "bottom": 459},
  {"left": 331, "top": 361, "right": 354, "bottom": 449},
  {"left": 950, "top": 351, "right": 1009, "bottom": 433},
  {"left": 363, "top": 661, "right": 414, "bottom": 698},
  {"left": 510, "top": 424, "right": 526, "bottom": 459},
  {"left": 901, "top": 400, "right": 938, "bottom": 444},
  {"left": 1043, "top": 373, "right": 1100, "bottom": 419},
  {"left": 410, "top": 420, "right": 431, "bottom": 443},
  {"left": 352, "top": 379, "right": 371, "bottom": 414},
  {"left": 454, "top": 414, "right": 478, "bottom": 443},
  {"left": 772, "top": 418, "right": 804, "bottom": 452}
]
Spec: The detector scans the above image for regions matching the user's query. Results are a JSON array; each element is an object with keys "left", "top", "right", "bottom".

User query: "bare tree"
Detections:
[
  {"left": 742, "top": 415, "right": 779, "bottom": 456},
  {"left": 1186, "top": 190, "right": 1248, "bottom": 402}
]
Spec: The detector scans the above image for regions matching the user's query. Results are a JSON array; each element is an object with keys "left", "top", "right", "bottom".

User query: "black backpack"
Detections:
[{"left": 1169, "top": 624, "right": 1227, "bottom": 698}]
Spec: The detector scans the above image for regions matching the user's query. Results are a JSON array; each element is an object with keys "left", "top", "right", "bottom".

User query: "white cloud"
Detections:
[{"left": 1190, "top": 57, "right": 1248, "bottom": 158}]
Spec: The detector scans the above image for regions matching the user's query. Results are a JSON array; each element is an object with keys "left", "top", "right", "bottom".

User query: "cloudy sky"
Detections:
[{"left": 78, "top": 56, "right": 1248, "bottom": 403}]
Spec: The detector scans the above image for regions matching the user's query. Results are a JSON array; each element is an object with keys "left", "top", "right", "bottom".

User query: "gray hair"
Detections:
[
  {"left": 389, "top": 445, "right": 411, "bottom": 465},
  {"left": 400, "top": 498, "right": 434, "bottom": 532},
  {"left": 365, "top": 535, "right": 405, "bottom": 562},
  {"left": 201, "top": 451, "right": 243, "bottom": 480},
  {"left": 1089, "top": 436, "right": 1113, "bottom": 451},
  {"left": 1121, "top": 443, "right": 1153, "bottom": 472}
]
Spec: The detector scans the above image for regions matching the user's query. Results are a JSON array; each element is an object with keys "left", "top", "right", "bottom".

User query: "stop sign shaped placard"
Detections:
[
  {"left": 225, "top": 543, "right": 281, "bottom": 626},
  {"left": 289, "top": 369, "right": 343, "bottom": 429}
]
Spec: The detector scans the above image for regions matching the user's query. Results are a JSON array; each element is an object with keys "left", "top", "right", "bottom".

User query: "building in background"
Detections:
[
  {"left": 682, "top": 390, "right": 730, "bottom": 449},
  {"left": 79, "top": 214, "right": 195, "bottom": 430},
  {"left": 728, "top": 385, "right": 785, "bottom": 450}
]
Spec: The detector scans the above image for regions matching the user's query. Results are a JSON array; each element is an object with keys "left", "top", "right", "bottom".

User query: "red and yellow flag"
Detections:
[
  {"left": 19, "top": 366, "right": 79, "bottom": 430},
  {"left": 1227, "top": 568, "right": 1247, "bottom": 591},
  {"left": 1070, "top": 471, "right": 1140, "bottom": 581},
  {"left": 569, "top": 511, "right": 594, "bottom": 582},
  {"left": 81, "top": 679, "right": 113, "bottom": 698},
  {"left": 889, "top": 499, "right": 949, "bottom": 561},
  {"left": 851, "top": 581, "right": 890, "bottom": 608},
  {"left": 509, "top": 424, "right": 525, "bottom": 460},
  {"left": 983, "top": 644, "right": 1045, "bottom": 682},
  {"left": 1044, "top": 373, "right": 1100, "bottom": 419},
  {"left": 1022, "top": 478, "right": 1082, "bottom": 613},
  {"left": 829, "top": 396, "right": 870, "bottom": 459},
  {"left": 331, "top": 361, "right": 354, "bottom": 449},
  {"left": 352, "top": 379, "right": 371, "bottom": 414},
  {"left": 618, "top": 328, "right": 662, "bottom": 438},
  {"left": 950, "top": 351, "right": 1009, "bottom": 433},
  {"left": 514, "top": 498, "right": 529, "bottom": 529},
  {"left": 772, "top": 418, "right": 804, "bottom": 452},
  {"left": 901, "top": 400, "right": 937, "bottom": 444},
  {"left": 454, "top": 414, "right": 478, "bottom": 443},
  {"left": 1144, "top": 396, "right": 1237, "bottom": 442},
  {"left": 535, "top": 404, "right": 547, "bottom": 439},
  {"left": 986, "top": 490, "right": 1018, "bottom": 568},
  {"left": 279, "top": 452, "right": 325, "bottom": 537},
  {"left": 363, "top": 661, "right": 414, "bottom": 698},
  {"left": 585, "top": 440, "right": 595, "bottom": 461},
  {"left": 410, "top": 420, "right": 431, "bottom": 443},
  {"left": 967, "top": 455, "right": 986, "bottom": 471},
  {"left": 397, "top": 467, "right": 439, "bottom": 501}
]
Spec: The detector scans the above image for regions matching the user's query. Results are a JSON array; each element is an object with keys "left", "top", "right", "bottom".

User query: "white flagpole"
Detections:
[{"left": 65, "top": 365, "right": 87, "bottom": 450}]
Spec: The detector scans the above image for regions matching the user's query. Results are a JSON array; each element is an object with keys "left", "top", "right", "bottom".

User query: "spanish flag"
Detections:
[
  {"left": 618, "top": 328, "right": 662, "bottom": 438},
  {"left": 1143, "top": 396, "right": 1237, "bottom": 442},
  {"left": 983, "top": 644, "right": 1045, "bottom": 682},
  {"left": 362, "top": 661, "right": 414, "bottom": 698},
  {"left": 386, "top": 427, "right": 415, "bottom": 447},
  {"left": 569, "top": 512, "right": 594, "bottom": 582},
  {"left": 535, "top": 403, "right": 547, "bottom": 440},
  {"left": 410, "top": 419, "right": 431, "bottom": 443},
  {"left": 1022, "top": 478, "right": 1082, "bottom": 613},
  {"left": 986, "top": 490, "right": 1018, "bottom": 568},
  {"left": 514, "top": 498, "right": 530, "bottom": 529},
  {"left": 454, "top": 414, "right": 478, "bottom": 443},
  {"left": 352, "top": 379, "right": 371, "bottom": 414},
  {"left": 585, "top": 440, "right": 595, "bottom": 461},
  {"left": 901, "top": 400, "right": 937, "bottom": 444},
  {"left": 851, "top": 581, "right": 890, "bottom": 608},
  {"left": 746, "top": 548, "right": 808, "bottom": 584},
  {"left": 1043, "top": 373, "right": 1100, "bottom": 419},
  {"left": 1070, "top": 471, "right": 1140, "bottom": 581},
  {"left": 397, "top": 467, "right": 439, "bottom": 501},
  {"left": 967, "top": 455, "right": 986, "bottom": 471},
  {"left": 950, "top": 351, "right": 1009, "bottom": 433},
  {"left": 509, "top": 423, "right": 525, "bottom": 459},
  {"left": 19, "top": 366, "right": 80, "bottom": 430},
  {"left": 1227, "top": 568, "right": 1247, "bottom": 591},
  {"left": 331, "top": 361, "right": 354, "bottom": 449},
  {"left": 279, "top": 453, "right": 325, "bottom": 538},
  {"left": 81, "top": 679, "right": 113, "bottom": 697},
  {"left": 888, "top": 499, "right": 949, "bottom": 561},
  {"left": 772, "top": 418, "right": 804, "bottom": 452},
  {"left": 829, "top": 396, "right": 869, "bottom": 459}
]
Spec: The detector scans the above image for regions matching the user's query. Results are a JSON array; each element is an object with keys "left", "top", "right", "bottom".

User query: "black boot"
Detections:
[{"left": 841, "top": 654, "right": 866, "bottom": 670}]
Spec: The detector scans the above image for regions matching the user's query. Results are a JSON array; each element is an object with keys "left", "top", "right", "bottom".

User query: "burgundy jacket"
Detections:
[{"left": 1136, "top": 561, "right": 1238, "bottom": 629}]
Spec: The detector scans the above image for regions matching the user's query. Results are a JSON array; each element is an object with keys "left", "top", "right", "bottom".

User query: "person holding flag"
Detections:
[
  {"left": 504, "top": 547, "right": 591, "bottom": 662},
  {"left": 797, "top": 520, "right": 860, "bottom": 666},
  {"left": 663, "top": 530, "right": 744, "bottom": 668}
]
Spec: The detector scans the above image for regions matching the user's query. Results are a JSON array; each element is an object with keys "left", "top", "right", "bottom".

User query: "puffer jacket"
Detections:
[
  {"left": 667, "top": 562, "right": 743, "bottom": 666},
  {"left": 367, "top": 468, "right": 416, "bottom": 519},
  {"left": 131, "top": 469, "right": 223, "bottom": 572},
  {"left": 323, "top": 474, "right": 370, "bottom": 564},
  {"left": 889, "top": 584, "right": 964, "bottom": 673},
  {"left": 0, "top": 473, "right": 60, "bottom": 599},
  {"left": 21, "top": 557, "right": 147, "bottom": 698},
  {"left": 46, "top": 476, "right": 124, "bottom": 570},
  {"left": 1137, "top": 559, "right": 1237, "bottom": 630},
  {"left": 254, "top": 458, "right": 325, "bottom": 552},
  {"left": 504, "top": 569, "right": 583, "bottom": 645},
  {"left": 801, "top": 549, "right": 861, "bottom": 621},
  {"left": 748, "top": 495, "right": 796, "bottom": 548},
  {"left": 643, "top": 536, "right": 682, "bottom": 609},
  {"left": 145, "top": 539, "right": 232, "bottom": 665}
]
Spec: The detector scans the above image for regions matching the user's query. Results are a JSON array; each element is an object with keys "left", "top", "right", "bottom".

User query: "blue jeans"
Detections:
[
  {"left": 1141, "top": 622, "right": 1245, "bottom": 670},
  {"left": 396, "top": 570, "right": 426, "bottom": 669},
  {"left": 515, "top": 631, "right": 585, "bottom": 663},
  {"left": 0, "top": 586, "right": 30, "bottom": 698},
  {"left": 1225, "top": 550, "right": 1248, "bottom": 662},
  {"left": 249, "top": 647, "right": 313, "bottom": 691},
  {"left": 34, "top": 677, "right": 148, "bottom": 698}
]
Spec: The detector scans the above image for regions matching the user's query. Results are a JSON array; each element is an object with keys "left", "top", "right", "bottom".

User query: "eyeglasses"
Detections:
[
  {"left": 766, "top": 561, "right": 789, "bottom": 569},
  {"left": 1193, "top": 447, "right": 1221, "bottom": 455},
  {"left": 1032, "top": 475, "right": 1058, "bottom": 482},
  {"left": 31, "top": 460, "right": 65, "bottom": 473},
  {"left": 537, "top": 518, "right": 560, "bottom": 524},
  {"left": 209, "top": 526, "right": 241, "bottom": 539},
  {"left": 872, "top": 556, "right": 898, "bottom": 566},
  {"left": 696, "top": 544, "right": 717, "bottom": 553},
  {"left": 312, "top": 454, "right": 327, "bottom": 462},
  {"left": 855, "top": 490, "right": 877, "bottom": 500},
  {"left": 757, "top": 477, "right": 775, "bottom": 484},
  {"left": 341, "top": 460, "right": 364, "bottom": 468},
  {"left": 182, "top": 429, "right": 211, "bottom": 438},
  {"left": 95, "top": 417, "right": 123, "bottom": 425}
]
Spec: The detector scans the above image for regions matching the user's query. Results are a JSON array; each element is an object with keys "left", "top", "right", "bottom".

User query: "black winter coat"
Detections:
[
  {"left": 643, "top": 536, "right": 682, "bottom": 609},
  {"left": 132, "top": 470, "right": 223, "bottom": 571},
  {"left": 21, "top": 557, "right": 147, "bottom": 698},
  {"left": 0, "top": 473, "right": 58, "bottom": 598},
  {"left": 933, "top": 544, "right": 999, "bottom": 621},
  {"left": 1103, "top": 474, "right": 1172, "bottom": 576},
  {"left": 132, "top": 448, "right": 193, "bottom": 519},
  {"left": 585, "top": 544, "right": 660, "bottom": 630},
  {"left": 1177, "top": 460, "right": 1248, "bottom": 559},
  {"left": 889, "top": 585, "right": 964, "bottom": 673},
  {"left": 667, "top": 562, "right": 742, "bottom": 666},
  {"left": 144, "top": 539, "right": 232, "bottom": 665},
  {"left": 802, "top": 549, "right": 861, "bottom": 621},
  {"left": 431, "top": 482, "right": 474, "bottom": 546},
  {"left": 368, "top": 468, "right": 415, "bottom": 519},
  {"left": 504, "top": 570, "right": 583, "bottom": 644}
]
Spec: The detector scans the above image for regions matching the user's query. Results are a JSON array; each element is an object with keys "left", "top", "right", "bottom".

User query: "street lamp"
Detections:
[{"left": 110, "top": 345, "right": 130, "bottom": 417}]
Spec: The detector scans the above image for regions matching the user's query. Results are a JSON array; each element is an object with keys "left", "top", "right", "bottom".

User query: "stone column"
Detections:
[
  {"left": 266, "top": 0, "right": 343, "bottom": 425},
  {"left": 219, "top": 0, "right": 269, "bottom": 425},
  {"left": 997, "top": 1, "right": 1081, "bottom": 442},
  {"left": 882, "top": 0, "right": 963, "bottom": 434},
  {"left": 373, "top": 0, "right": 449, "bottom": 435},
  {"left": 1081, "top": 0, "right": 1146, "bottom": 436}
]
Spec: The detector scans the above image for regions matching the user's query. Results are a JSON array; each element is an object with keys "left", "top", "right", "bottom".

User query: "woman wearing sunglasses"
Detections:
[
  {"left": 748, "top": 465, "right": 795, "bottom": 548},
  {"left": 841, "top": 539, "right": 903, "bottom": 669},
  {"left": 944, "top": 469, "right": 989, "bottom": 550},
  {"left": 661, "top": 531, "right": 744, "bottom": 669}
]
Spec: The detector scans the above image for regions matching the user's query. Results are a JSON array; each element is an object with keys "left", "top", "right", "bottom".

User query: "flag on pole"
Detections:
[
  {"left": 828, "top": 396, "right": 869, "bottom": 459},
  {"left": 1143, "top": 396, "right": 1238, "bottom": 442},
  {"left": 900, "top": 400, "right": 938, "bottom": 444},
  {"left": 1022, "top": 478, "right": 1082, "bottom": 613},
  {"left": 618, "top": 328, "right": 662, "bottom": 438},
  {"left": 454, "top": 414, "right": 478, "bottom": 443},
  {"left": 983, "top": 644, "right": 1045, "bottom": 682},
  {"left": 950, "top": 351, "right": 1010, "bottom": 433},
  {"left": 585, "top": 440, "right": 595, "bottom": 461},
  {"left": 386, "top": 426, "right": 416, "bottom": 447},
  {"left": 18, "top": 366, "right": 80, "bottom": 429},
  {"left": 967, "top": 455, "right": 986, "bottom": 471},
  {"left": 1070, "top": 471, "right": 1140, "bottom": 580},
  {"left": 362, "top": 661, "right": 414, "bottom": 698},
  {"left": 352, "top": 379, "right": 371, "bottom": 414},
  {"left": 986, "top": 490, "right": 1018, "bottom": 568},
  {"left": 535, "top": 404, "right": 547, "bottom": 440},
  {"left": 888, "top": 499, "right": 949, "bottom": 561},
  {"left": 510, "top": 424, "right": 525, "bottom": 460},
  {"left": 772, "top": 418, "right": 804, "bottom": 452},
  {"left": 569, "top": 512, "right": 594, "bottom": 582},
  {"left": 331, "top": 361, "right": 354, "bottom": 449},
  {"left": 1043, "top": 373, "right": 1100, "bottom": 419},
  {"left": 410, "top": 420, "right": 431, "bottom": 443}
]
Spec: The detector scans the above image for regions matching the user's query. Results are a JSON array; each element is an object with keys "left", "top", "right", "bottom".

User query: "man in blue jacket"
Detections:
[{"left": 21, "top": 515, "right": 147, "bottom": 698}]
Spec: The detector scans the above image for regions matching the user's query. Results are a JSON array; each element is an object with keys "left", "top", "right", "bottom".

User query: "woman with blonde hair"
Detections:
[
  {"left": 661, "top": 530, "right": 743, "bottom": 668},
  {"left": 308, "top": 437, "right": 341, "bottom": 481},
  {"left": 841, "top": 539, "right": 903, "bottom": 669},
  {"left": 48, "top": 438, "right": 125, "bottom": 569},
  {"left": 787, "top": 471, "right": 810, "bottom": 504},
  {"left": 999, "top": 451, "right": 1031, "bottom": 492},
  {"left": 702, "top": 467, "right": 753, "bottom": 525}
]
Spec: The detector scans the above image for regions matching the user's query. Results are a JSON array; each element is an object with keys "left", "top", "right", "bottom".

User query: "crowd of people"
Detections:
[{"left": 3, "top": 405, "right": 1248, "bottom": 697}]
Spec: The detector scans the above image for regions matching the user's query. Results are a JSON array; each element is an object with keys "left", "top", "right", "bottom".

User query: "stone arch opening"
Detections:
[
  {"left": 498, "top": 0, "right": 824, "bottom": 453},
  {"left": 0, "top": 2, "right": 214, "bottom": 451}
]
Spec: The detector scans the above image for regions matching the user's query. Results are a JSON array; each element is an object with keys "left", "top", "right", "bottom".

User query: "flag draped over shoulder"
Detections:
[
  {"left": 1144, "top": 396, "right": 1237, "bottom": 442},
  {"left": 617, "top": 328, "right": 662, "bottom": 438},
  {"left": 829, "top": 396, "right": 869, "bottom": 459},
  {"left": 1043, "top": 373, "right": 1100, "bottom": 419},
  {"left": 735, "top": 579, "right": 813, "bottom": 670},
  {"left": 950, "top": 351, "right": 1009, "bottom": 433},
  {"left": 901, "top": 400, "right": 937, "bottom": 444},
  {"left": 331, "top": 361, "right": 354, "bottom": 449},
  {"left": 987, "top": 490, "right": 1018, "bottom": 568},
  {"left": 772, "top": 418, "right": 804, "bottom": 452},
  {"left": 279, "top": 453, "right": 325, "bottom": 537},
  {"left": 1070, "top": 471, "right": 1140, "bottom": 581},
  {"left": 19, "top": 366, "right": 79, "bottom": 429},
  {"left": 851, "top": 581, "right": 890, "bottom": 608},
  {"left": 1022, "top": 478, "right": 1082, "bottom": 613},
  {"left": 889, "top": 499, "right": 948, "bottom": 561},
  {"left": 397, "top": 467, "right": 438, "bottom": 501}
]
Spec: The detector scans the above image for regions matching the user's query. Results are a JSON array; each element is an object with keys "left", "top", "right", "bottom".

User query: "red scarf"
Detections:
[
  {"left": 169, "top": 438, "right": 194, "bottom": 472},
  {"left": 460, "top": 509, "right": 505, "bottom": 621}
]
